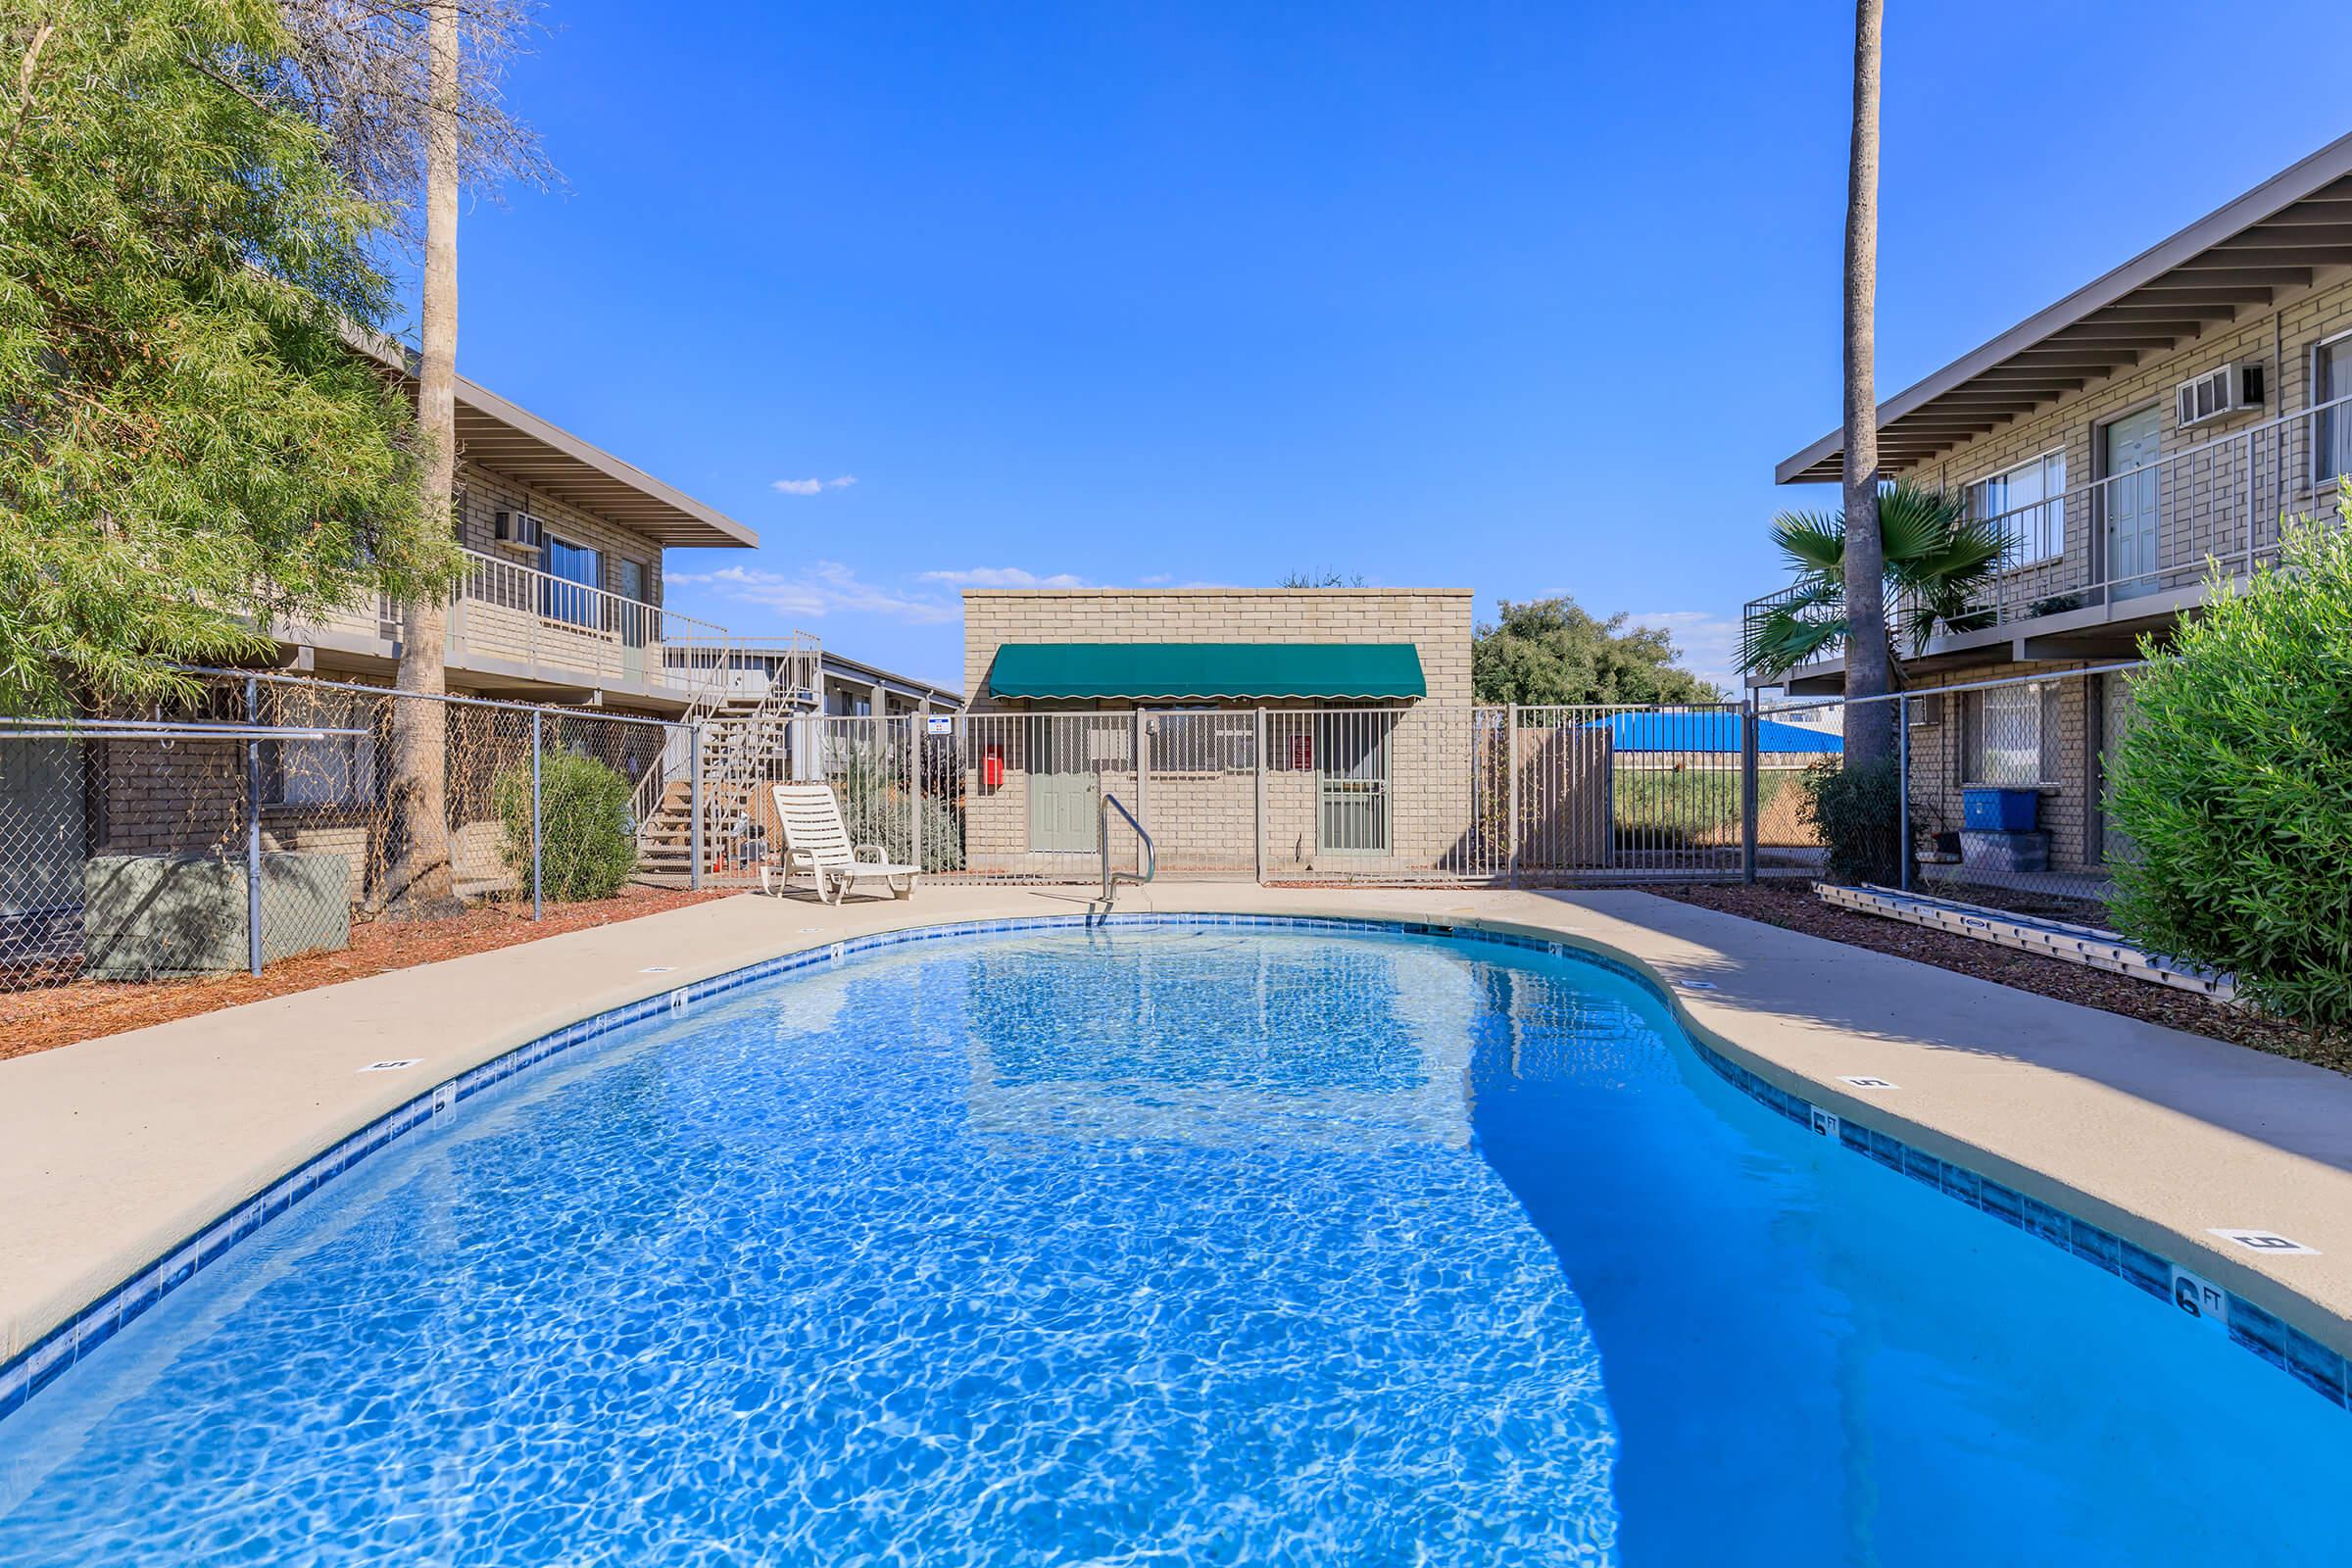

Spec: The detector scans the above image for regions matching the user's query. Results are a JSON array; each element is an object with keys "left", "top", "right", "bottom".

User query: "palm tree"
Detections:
[
  {"left": 1840, "top": 0, "right": 1891, "bottom": 764},
  {"left": 1740, "top": 479, "right": 2010, "bottom": 680}
]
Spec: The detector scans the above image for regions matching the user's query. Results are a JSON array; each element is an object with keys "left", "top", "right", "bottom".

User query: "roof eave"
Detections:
[
  {"left": 1775, "top": 129, "right": 2352, "bottom": 486},
  {"left": 453, "top": 374, "right": 757, "bottom": 550},
  {"left": 344, "top": 327, "right": 757, "bottom": 549}
]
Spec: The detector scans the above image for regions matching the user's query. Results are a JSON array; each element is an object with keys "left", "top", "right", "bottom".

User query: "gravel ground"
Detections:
[
  {"left": 0, "top": 885, "right": 741, "bottom": 1062},
  {"left": 1646, "top": 881, "right": 2344, "bottom": 1076}
]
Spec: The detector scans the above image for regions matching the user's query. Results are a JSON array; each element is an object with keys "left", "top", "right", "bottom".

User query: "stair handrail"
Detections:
[
  {"left": 1098, "top": 790, "right": 1154, "bottom": 905},
  {"left": 697, "top": 668, "right": 818, "bottom": 869},
  {"left": 631, "top": 632, "right": 739, "bottom": 839}
]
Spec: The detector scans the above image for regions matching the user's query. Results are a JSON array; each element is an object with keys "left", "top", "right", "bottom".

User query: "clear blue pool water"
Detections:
[{"left": 1, "top": 921, "right": 2347, "bottom": 1565}]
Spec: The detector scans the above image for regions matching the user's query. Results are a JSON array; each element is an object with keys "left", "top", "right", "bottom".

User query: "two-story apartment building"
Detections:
[
  {"left": 276, "top": 365, "right": 815, "bottom": 719},
  {"left": 1747, "top": 131, "right": 2352, "bottom": 879},
  {"left": 43, "top": 368, "right": 824, "bottom": 934}
]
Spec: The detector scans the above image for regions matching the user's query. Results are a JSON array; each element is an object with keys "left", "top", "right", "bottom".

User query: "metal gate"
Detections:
[{"left": 698, "top": 702, "right": 1788, "bottom": 889}]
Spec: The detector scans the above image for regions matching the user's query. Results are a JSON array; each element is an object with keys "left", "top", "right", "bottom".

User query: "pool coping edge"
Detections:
[{"left": 1, "top": 905, "right": 2344, "bottom": 1425}]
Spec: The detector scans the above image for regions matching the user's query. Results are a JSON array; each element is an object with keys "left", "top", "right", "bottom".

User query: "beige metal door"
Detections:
[
  {"left": 2102, "top": 407, "right": 2163, "bottom": 600},
  {"left": 2098, "top": 674, "right": 2138, "bottom": 864},
  {"left": 1026, "top": 717, "right": 1099, "bottom": 853}
]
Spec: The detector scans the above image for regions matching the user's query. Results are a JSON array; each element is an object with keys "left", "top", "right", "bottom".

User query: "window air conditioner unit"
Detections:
[
  {"left": 493, "top": 509, "right": 544, "bottom": 549},
  {"left": 2175, "top": 362, "right": 2263, "bottom": 429}
]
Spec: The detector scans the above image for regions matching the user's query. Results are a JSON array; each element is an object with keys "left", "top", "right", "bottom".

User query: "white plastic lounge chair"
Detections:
[{"left": 761, "top": 783, "right": 920, "bottom": 904}]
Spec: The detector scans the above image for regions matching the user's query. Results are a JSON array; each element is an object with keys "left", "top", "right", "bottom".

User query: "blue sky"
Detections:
[{"left": 404, "top": 1, "right": 2352, "bottom": 693}]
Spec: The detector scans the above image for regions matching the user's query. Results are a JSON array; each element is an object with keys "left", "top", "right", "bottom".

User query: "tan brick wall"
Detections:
[
  {"left": 80, "top": 679, "right": 669, "bottom": 910},
  {"left": 959, "top": 588, "right": 1475, "bottom": 711},
  {"left": 956, "top": 590, "right": 1476, "bottom": 872},
  {"left": 93, "top": 738, "right": 245, "bottom": 859},
  {"left": 1901, "top": 659, "right": 2121, "bottom": 873},
  {"left": 457, "top": 464, "right": 665, "bottom": 609},
  {"left": 1898, "top": 267, "right": 2352, "bottom": 608},
  {"left": 275, "top": 459, "right": 681, "bottom": 659}
]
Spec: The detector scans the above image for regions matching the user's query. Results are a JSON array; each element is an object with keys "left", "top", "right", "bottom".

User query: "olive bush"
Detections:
[
  {"left": 834, "top": 750, "right": 964, "bottom": 873},
  {"left": 494, "top": 751, "right": 640, "bottom": 903},
  {"left": 2107, "top": 500, "right": 2352, "bottom": 1046}
]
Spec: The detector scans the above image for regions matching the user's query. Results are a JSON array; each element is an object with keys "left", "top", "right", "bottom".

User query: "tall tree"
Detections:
[
  {"left": 381, "top": 0, "right": 465, "bottom": 915},
  {"left": 0, "top": 0, "right": 446, "bottom": 717},
  {"left": 1839, "top": 0, "right": 1893, "bottom": 767},
  {"left": 1473, "top": 598, "right": 1725, "bottom": 707},
  {"left": 273, "top": 0, "right": 547, "bottom": 915}
]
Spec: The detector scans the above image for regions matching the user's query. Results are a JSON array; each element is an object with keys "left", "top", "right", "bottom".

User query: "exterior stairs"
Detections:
[{"left": 634, "top": 694, "right": 802, "bottom": 882}]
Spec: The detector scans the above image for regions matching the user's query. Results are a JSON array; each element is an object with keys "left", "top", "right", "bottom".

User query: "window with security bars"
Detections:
[
  {"left": 1963, "top": 682, "right": 2061, "bottom": 786},
  {"left": 1146, "top": 709, "right": 1255, "bottom": 774}
]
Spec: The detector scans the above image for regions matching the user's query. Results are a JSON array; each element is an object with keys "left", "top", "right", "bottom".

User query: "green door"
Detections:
[{"left": 1026, "top": 717, "right": 1098, "bottom": 853}]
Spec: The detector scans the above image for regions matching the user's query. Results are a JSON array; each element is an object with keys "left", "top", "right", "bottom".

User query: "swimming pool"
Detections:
[{"left": 0, "top": 918, "right": 2346, "bottom": 1563}]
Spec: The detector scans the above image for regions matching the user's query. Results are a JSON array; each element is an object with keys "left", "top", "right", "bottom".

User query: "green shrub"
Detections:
[
  {"left": 1611, "top": 766, "right": 1742, "bottom": 847},
  {"left": 494, "top": 750, "right": 640, "bottom": 903},
  {"left": 2106, "top": 506, "right": 2352, "bottom": 1046},
  {"left": 831, "top": 750, "right": 964, "bottom": 872},
  {"left": 1799, "top": 757, "right": 1909, "bottom": 885}
]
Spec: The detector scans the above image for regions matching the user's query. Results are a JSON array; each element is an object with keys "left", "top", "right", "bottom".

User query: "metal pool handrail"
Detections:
[{"left": 1098, "top": 790, "right": 1154, "bottom": 905}]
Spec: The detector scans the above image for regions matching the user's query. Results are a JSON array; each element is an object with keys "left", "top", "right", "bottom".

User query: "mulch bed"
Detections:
[
  {"left": 1646, "top": 881, "right": 2344, "bottom": 1075},
  {"left": 0, "top": 885, "right": 742, "bottom": 1063}
]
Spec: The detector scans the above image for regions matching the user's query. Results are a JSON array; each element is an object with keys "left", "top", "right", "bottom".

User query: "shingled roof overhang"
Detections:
[{"left": 1777, "top": 131, "right": 2352, "bottom": 485}]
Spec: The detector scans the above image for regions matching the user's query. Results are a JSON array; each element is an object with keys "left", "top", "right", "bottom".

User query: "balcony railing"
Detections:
[
  {"left": 1743, "top": 390, "right": 2352, "bottom": 673},
  {"left": 447, "top": 549, "right": 743, "bottom": 701},
  {"left": 274, "top": 549, "right": 822, "bottom": 716},
  {"left": 658, "top": 637, "right": 822, "bottom": 711}
]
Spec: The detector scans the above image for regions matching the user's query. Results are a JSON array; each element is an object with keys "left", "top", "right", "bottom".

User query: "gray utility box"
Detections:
[
  {"left": 1958, "top": 829, "right": 2051, "bottom": 874},
  {"left": 81, "top": 852, "right": 353, "bottom": 980}
]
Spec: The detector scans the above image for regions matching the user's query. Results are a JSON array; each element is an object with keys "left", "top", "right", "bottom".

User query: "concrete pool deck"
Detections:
[{"left": 6, "top": 883, "right": 2352, "bottom": 1376}]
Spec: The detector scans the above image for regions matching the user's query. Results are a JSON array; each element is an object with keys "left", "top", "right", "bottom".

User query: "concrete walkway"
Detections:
[{"left": 6, "top": 883, "right": 2352, "bottom": 1369}]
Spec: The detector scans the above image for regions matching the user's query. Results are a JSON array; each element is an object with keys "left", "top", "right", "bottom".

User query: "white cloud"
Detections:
[
  {"left": 918, "top": 565, "right": 1093, "bottom": 589},
  {"left": 670, "top": 562, "right": 954, "bottom": 624},
  {"left": 1628, "top": 610, "right": 1742, "bottom": 695},
  {"left": 771, "top": 474, "right": 858, "bottom": 496}
]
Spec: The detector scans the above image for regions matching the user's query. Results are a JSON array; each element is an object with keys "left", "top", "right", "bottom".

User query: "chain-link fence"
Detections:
[
  {"left": 1761, "top": 662, "right": 2141, "bottom": 920},
  {"left": 5, "top": 670, "right": 2151, "bottom": 993},
  {"left": 689, "top": 703, "right": 1838, "bottom": 893},
  {"left": 0, "top": 672, "right": 689, "bottom": 992}
]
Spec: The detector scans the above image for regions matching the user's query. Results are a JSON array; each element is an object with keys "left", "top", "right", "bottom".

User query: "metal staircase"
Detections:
[{"left": 635, "top": 667, "right": 814, "bottom": 883}]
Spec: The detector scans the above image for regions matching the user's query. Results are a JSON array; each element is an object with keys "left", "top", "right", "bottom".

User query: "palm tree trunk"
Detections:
[
  {"left": 1840, "top": 0, "right": 1894, "bottom": 768},
  {"left": 384, "top": 0, "right": 464, "bottom": 918}
]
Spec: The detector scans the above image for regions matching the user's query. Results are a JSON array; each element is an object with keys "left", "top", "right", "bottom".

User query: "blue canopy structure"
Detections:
[{"left": 1579, "top": 711, "right": 1842, "bottom": 755}]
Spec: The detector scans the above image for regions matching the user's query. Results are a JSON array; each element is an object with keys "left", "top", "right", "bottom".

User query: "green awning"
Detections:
[{"left": 988, "top": 642, "right": 1426, "bottom": 702}]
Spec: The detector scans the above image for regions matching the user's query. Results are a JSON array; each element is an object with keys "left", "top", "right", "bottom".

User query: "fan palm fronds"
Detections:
[{"left": 1741, "top": 479, "right": 2009, "bottom": 679}]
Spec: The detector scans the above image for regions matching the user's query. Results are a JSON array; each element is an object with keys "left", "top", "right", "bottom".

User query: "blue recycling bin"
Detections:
[{"left": 1962, "top": 787, "right": 2040, "bottom": 832}]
